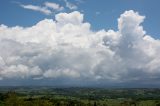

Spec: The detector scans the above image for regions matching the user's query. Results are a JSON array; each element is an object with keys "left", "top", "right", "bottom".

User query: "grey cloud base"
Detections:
[{"left": 0, "top": 10, "right": 160, "bottom": 87}]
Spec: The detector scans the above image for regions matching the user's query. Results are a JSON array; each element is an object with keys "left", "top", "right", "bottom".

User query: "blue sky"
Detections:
[
  {"left": 0, "top": 0, "right": 160, "bottom": 38},
  {"left": 0, "top": 0, "right": 160, "bottom": 87}
]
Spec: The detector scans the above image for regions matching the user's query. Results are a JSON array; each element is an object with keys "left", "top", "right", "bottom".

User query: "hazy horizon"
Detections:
[{"left": 0, "top": 0, "right": 160, "bottom": 87}]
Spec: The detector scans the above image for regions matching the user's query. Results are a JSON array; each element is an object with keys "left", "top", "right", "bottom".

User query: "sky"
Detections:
[{"left": 0, "top": 0, "right": 160, "bottom": 87}]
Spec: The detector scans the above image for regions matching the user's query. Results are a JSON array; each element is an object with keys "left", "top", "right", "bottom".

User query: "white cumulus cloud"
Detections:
[{"left": 0, "top": 10, "right": 160, "bottom": 86}]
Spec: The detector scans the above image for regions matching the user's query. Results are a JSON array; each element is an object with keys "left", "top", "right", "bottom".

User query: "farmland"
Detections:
[{"left": 0, "top": 87, "right": 160, "bottom": 106}]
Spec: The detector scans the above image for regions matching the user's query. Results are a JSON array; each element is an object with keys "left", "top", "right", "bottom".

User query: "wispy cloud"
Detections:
[
  {"left": 19, "top": 1, "right": 64, "bottom": 15},
  {"left": 64, "top": 0, "right": 78, "bottom": 10},
  {"left": 44, "top": 2, "right": 64, "bottom": 11},
  {"left": 20, "top": 4, "right": 52, "bottom": 15},
  {"left": 75, "top": 0, "right": 86, "bottom": 4},
  {"left": 96, "top": 11, "right": 100, "bottom": 15}
]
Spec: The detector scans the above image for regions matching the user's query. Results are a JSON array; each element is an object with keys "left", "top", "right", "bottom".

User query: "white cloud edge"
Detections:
[{"left": 0, "top": 10, "right": 160, "bottom": 86}]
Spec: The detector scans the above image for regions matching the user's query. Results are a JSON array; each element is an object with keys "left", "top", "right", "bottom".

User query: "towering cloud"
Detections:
[{"left": 0, "top": 10, "right": 160, "bottom": 86}]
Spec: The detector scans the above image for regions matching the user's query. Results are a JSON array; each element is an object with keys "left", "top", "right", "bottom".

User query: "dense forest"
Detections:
[{"left": 0, "top": 87, "right": 160, "bottom": 106}]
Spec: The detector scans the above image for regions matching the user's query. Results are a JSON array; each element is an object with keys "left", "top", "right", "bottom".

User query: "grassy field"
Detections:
[{"left": 0, "top": 87, "right": 160, "bottom": 106}]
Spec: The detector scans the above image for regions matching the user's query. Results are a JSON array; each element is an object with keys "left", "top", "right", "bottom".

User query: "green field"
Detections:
[{"left": 0, "top": 87, "right": 160, "bottom": 106}]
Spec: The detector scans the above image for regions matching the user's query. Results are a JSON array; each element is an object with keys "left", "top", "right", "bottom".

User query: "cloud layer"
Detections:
[{"left": 0, "top": 10, "right": 160, "bottom": 86}]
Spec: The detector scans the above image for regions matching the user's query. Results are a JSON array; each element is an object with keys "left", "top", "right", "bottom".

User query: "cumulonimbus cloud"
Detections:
[{"left": 0, "top": 10, "right": 160, "bottom": 86}]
